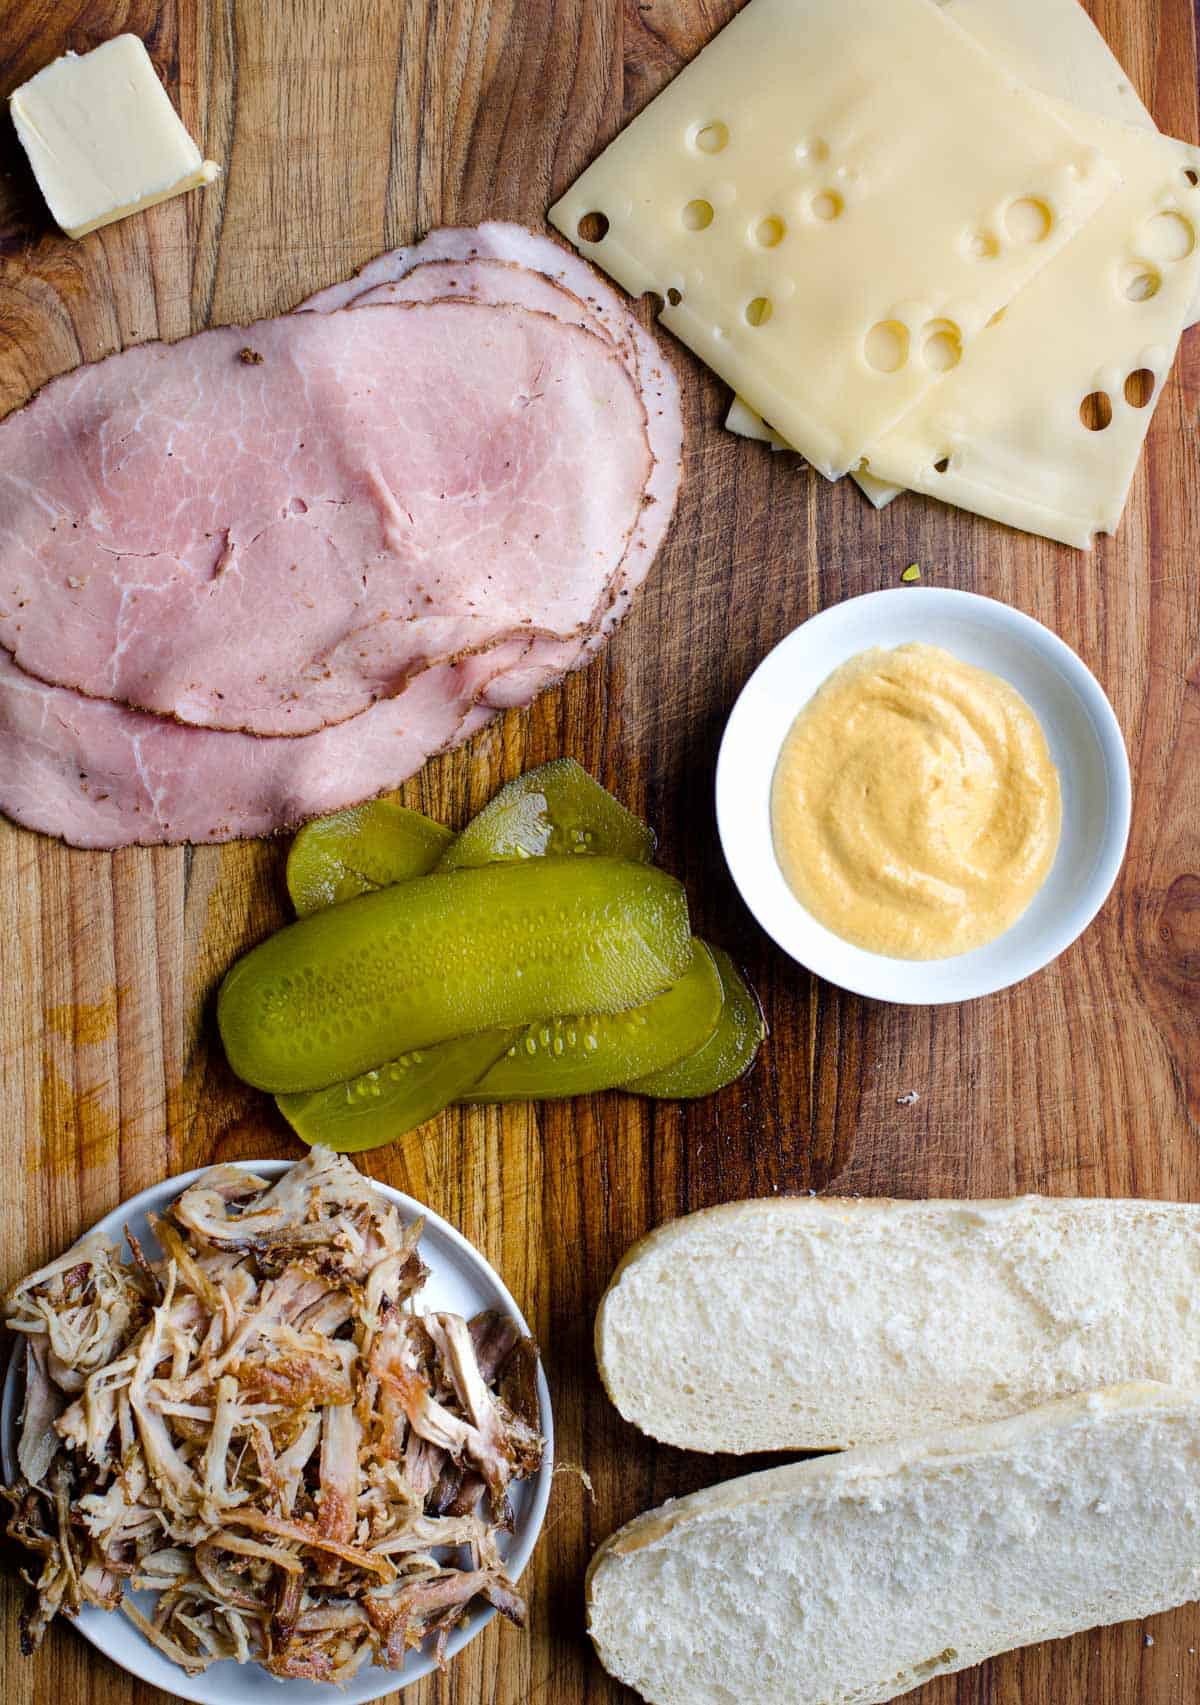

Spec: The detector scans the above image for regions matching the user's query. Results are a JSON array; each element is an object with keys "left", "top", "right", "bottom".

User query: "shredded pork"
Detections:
[{"left": 2, "top": 1148, "right": 544, "bottom": 1678}]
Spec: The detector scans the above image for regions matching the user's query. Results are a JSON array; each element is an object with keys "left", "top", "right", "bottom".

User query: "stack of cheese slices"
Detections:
[
  {"left": 551, "top": 0, "right": 1200, "bottom": 548},
  {"left": 586, "top": 1195, "right": 1200, "bottom": 1704}
]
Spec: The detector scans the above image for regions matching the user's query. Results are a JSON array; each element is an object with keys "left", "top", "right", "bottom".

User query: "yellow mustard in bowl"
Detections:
[{"left": 770, "top": 642, "right": 1062, "bottom": 960}]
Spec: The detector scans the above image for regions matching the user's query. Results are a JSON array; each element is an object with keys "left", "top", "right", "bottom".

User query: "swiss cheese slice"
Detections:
[
  {"left": 720, "top": 0, "right": 1199, "bottom": 518},
  {"left": 725, "top": 395, "right": 790, "bottom": 452},
  {"left": 937, "top": 0, "right": 1155, "bottom": 132},
  {"left": 550, "top": 0, "right": 1119, "bottom": 480},
  {"left": 939, "top": 0, "right": 1198, "bottom": 329},
  {"left": 850, "top": 0, "right": 1175, "bottom": 511},
  {"left": 845, "top": 0, "right": 1173, "bottom": 511},
  {"left": 851, "top": 467, "right": 903, "bottom": 509},
  {"left": 859, "top": 109, "right": 1200, "bottom": 547}
]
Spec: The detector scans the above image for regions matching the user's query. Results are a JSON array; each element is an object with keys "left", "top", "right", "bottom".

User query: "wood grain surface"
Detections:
[{"left": 2, "top": 1, "right": 1199, "bottom": 1701}]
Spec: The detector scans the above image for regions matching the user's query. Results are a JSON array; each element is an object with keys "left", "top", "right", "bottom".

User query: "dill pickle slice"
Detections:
[
  {"left": 276, "top": 1029, "right": 517, "bottom": 1151},
  {"left": 625, "top": 945, "right": 765, "bottom": 1099},
  {"left": 458, "top": 940, "right": 723, "bottom": 1102},
  {"left": 437, "top": 758, "right": 655, "bottom": 871},
  {"left": 277, "top": 763, "right": 661, "bottom": 1141},
  {"left": 218, "top": 857, "right": 692, "bottom": 1093},
  {"left": 287, "top": 801, "right": 453, "bottom": 914}
]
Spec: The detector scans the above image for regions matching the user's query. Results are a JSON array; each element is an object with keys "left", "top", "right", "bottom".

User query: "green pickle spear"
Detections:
[
  {"left": 277, "top": 1029, "right": 518, "bottom": 1152},
  {"left": 458, "top": 940, "right": 724, "bottom": 1103},
  {"left": 219, "top": 856, "right": 691, "bottom": 1093},
  {"left": 276, "top": 763, "right": 670, "bottom": 1146},
  {"left": 437, "top": 758, "right": 655, "bottom": 870},
  {"left": 625, "top": 945, "right": 765, "bottom": 1098},
  {"left": 286, "top": 800, "right": 452, "bottom": 914},
  {"left": 258, "top": 764, "right": 762, "bottom": 1146}
]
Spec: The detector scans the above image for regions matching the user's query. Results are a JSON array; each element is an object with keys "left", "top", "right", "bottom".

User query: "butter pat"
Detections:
[{"left": 9, "top": 34, "right": 219, "bottom": 239}]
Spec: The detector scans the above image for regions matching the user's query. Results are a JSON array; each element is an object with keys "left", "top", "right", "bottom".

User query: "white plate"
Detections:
[
  {"left": 2, "top": 1162, "right": 554, "bottom": 1704},
  {"left": 716, "top": 587, "right": 1131, "bottom": 1004}
]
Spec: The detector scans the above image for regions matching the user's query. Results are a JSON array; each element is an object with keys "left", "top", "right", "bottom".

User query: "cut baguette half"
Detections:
[
  {"left": 596, "top": 1195, "right": 1200, "bottom": 1451},
  {"left": 587, "top": 1383, "right": 1200, "bottom": 1705}
]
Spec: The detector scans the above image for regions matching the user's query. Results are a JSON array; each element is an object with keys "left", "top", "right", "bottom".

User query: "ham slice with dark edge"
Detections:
[
  {"left": 0, "top": 299, "right": 651, "bottom": 734},
  {"left": 0, "top": 641, "right": 531, "bottom": 848},
  {"left": 354, "top": 255, "right": 607, "bottom": 341}
]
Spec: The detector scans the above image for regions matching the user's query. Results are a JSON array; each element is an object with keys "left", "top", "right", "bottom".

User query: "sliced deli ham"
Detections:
[
  {"left": 0, "top": 299, "right": 651, "bottom": 735},
  {"left": 320, "top": 224, "right": 683, "bottom": 705},
  {"left": 0, "top": 641, "right": 530, "bottom": 848},
  {"left": 319, "top": 223, "right": 646, "bottom": 375},
  {"left": 0, "top": 225, "right": 683, "bottom": 847},
  {"left": 354, "top": 255, "right": 608, "bottom": 341}
]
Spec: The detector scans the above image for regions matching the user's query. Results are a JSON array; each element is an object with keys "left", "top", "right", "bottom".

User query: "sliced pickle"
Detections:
[
  {"left": 275, "top": 763, "right": 662, "bottom": 1139},
  {"left": 458, "top": 940, "right": 723, "bottom": 1102},
  {"left": 438, "top": 758, "right": 655, "bottom": 871},
  {"left": 218, "top": 857, "right": 692, "bottom": 1094},
  {"left": 625, "top": 945, "right": 765, "bottom": 1099},
  {"left": 277, "top": 1029, "right": 517, "bottom": 1152},
  {"left": 287, "top": 801, "right": 452, "bottom": 914}
]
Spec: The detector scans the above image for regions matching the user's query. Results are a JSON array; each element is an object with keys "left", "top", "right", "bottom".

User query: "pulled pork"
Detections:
[{"left": 3, "top": 1147, "right": 544, "bottom": 1678}]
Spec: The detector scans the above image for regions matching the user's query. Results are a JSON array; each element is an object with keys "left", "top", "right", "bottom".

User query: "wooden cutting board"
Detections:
[{"left": 2, "top": 2, "right": 1199, "bottom": 1701}]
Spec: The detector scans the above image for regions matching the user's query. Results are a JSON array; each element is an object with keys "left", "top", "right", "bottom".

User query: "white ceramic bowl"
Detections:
[
  {"left": 716, "top": 587, "right": 1131, "bottom": 1004},
  {"left": 2, "top": 1162, "right": 554, "bottom": 1704}
]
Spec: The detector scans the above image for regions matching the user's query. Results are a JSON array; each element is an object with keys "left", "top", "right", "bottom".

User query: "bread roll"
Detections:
[
  {"left": 587, "top": 1383, "right": 1200, "bottom": 1705},
  {"left": 597, "top": 1195, "right": 1200, "bottom": 1450}
]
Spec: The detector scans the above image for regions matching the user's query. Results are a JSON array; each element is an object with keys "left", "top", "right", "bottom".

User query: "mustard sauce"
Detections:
[{"left": 771, "top": 643, "right": 1062, "bottom": 960}]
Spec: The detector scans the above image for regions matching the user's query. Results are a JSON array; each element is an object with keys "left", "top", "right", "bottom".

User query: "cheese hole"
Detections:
[
  {"left": 578, "top": 211, "right": 609, "bottom": 243},
  {"left": 864, "top": 320, "right": 909, "bottom": 374},
  {"left": 1004, "top": 197, "right": 1053, "bottom": 243},
  {"left": 932, "top": 455, "right": 951, "bottom": 474},
  {"left": 682, "top": 198, "right": 715, "bottom": 231},
  {"left": 920, "top": 319, "right": 962, "bottom": 372},
  {"left": 667, "top": 287, "right": 683, "bottom": 305},
  {"left": 1140, "top": 210, "right": 1196, "bottom": 261},
  {"left": 745, "top": 296, "right": 773, "bottom": 327},
  {"left": 753, "top": 215, "right": 787, "bottom": 248},
  {"left": 1121, "top": 262, "right": 1161, "bottom": 302},
  {"left": 963, "top": 228, "right": 1000, "bottom": 261},
  {"left": 643, "top": 291, "right": 665, "bottom": 316},
  {"left": 692, "top": 121, "right": 729, "bottom": 155},
  {"left": 796, "top": 137, "right": 830, "bottom": 164},
  {"left": 810, "top": 190, "right": 843, "bottom": 222},
  {"left": 1079, "top": 390, "right": 1113, "bottom": 431},
  {"left": 1123, "top": 368, "right": 1155, "bottom": 408},
  {"left": 1185, "top": 168, "right": 1199, "bottom": 187}
]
